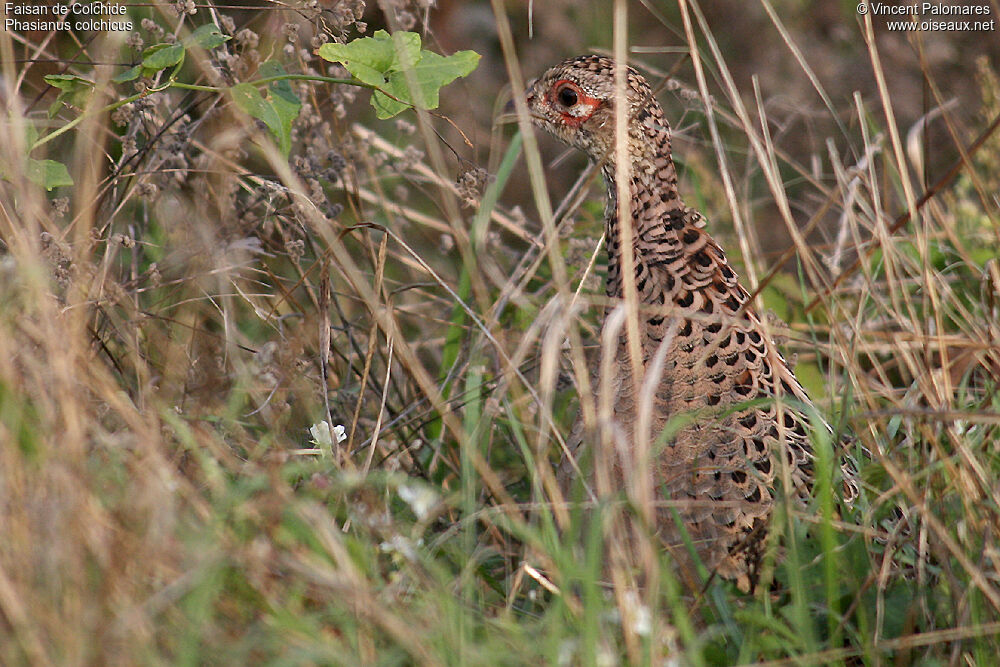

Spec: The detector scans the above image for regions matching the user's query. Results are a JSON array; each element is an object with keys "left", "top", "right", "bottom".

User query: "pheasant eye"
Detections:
[{"left": 556, "top": 85, "right": 579, "bottom": 107}]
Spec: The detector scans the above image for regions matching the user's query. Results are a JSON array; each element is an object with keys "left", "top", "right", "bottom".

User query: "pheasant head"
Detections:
[{"left": 525, "top": 55, "right": 671, "bottom": 172}]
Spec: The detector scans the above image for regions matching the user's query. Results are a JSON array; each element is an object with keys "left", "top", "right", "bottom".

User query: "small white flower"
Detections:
[
  {"left": 398, "top": 483, "right": 438, "bottom": 521},
  {"left": 309, "top": 421, "right": 332, "bottom": 446},
  {"left": 632, "top": 602, "right": 652, "bottom": 637},
  {"left": 309, "top": 421, "right": 347, "bottom": 447},
  {"left": 557, "top": 639, "right": 579, "bottom": 667},
  {"left": 622, "top": 590, "right": 652, "bottom": 637},
  {"left": 379, "top": 535, "right": 423, "bottom": 561},
  {"left": 954, "top": 420, "right": 977, "bottom": 436},
  {"left": 596, "top": 647, "right": 617, "bottom": 667}
]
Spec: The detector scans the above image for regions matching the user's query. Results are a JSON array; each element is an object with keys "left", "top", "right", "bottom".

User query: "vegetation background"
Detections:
[{"left": 2, "top": 0, "right": 1000, "bottom": 664}]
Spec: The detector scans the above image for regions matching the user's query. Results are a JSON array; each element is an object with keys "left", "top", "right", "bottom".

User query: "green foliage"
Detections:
[
  {"left": 26, "top": 159, "right": 73, "bottom": 191},
  {"left": 39, "top": 26, "right": 476, "bottom": 169},
  {"left": 318, "top": 29, "right": 480, "bottom": 119},
  {"left": 37, "top": 22, "right": 237, "bottom": 183},
  {"left": 230, "top": 61, "right": 302, "bottom": 157},
  {"left": 187, "top": 22, "right": 232, "bottom": 50},
  {"left": 115, "top": 23, "right": 232, "bottom": 83},
  {"left": 142, "top": 42, "right": 186, "bottom": 71},
  {"left": 43, "top": 74, "right": 93, "bottom": 117},
  {"left": 0, "top": 118, "right": 74, "bottom": 189}
]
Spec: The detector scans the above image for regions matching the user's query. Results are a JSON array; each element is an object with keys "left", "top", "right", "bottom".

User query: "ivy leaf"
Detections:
[
  {"left": 230, "top": 60, "right": 301, "bottom": 157},
  {"left": 24, "top": 120, "right": 38, "bottom": 147},
  {"left": 318, "top": 30, "right": 480, "bottom": 119},
  {"left": 43, "top": 74, "right": 94, "bottom": 117},
  {"left": 114, "top": 24, "right": 228, "bottom": 84},
  {"left": 142, "top": 43, "right": 185, "bottom": 72},
  {"left": 317, "top": 29, "right": 420, "bottom": 88},
  {"left": 186, "top": 23, "right": 230, "bottom": 49},
  {"left": 112, "top": 65, "right": 142, "bottom": 84},
  {"left": 230, "top": 85, "right": 278, "bottom": 146},
  {"left": 1, "top": 119, "right": 74, "bottom": 190},
  {"left": 258, "top": 60, "right": 300, "bottom": 109},
  {"left": 43, "top": 73, "right": 92, "bottom": 92},
  {"left": 372, "top": 49, "right": 480, "bottom": 119},
  {"left": 27, "top": 159, "right": 74, "bottom": 190}
]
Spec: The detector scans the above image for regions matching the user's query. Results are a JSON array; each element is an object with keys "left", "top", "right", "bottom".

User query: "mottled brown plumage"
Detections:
[{"left": 527, "top": 55, "right": 857, "bottom": 592}]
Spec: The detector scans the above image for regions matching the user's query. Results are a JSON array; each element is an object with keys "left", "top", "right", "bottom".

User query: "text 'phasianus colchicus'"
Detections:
[{"left": 526, "top": 55, "right": 857, "bottom": 592}]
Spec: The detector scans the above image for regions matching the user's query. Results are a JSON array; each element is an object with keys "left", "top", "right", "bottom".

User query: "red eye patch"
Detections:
[{"left": 548, "top": 79, "right": 601, "bottom": 126}]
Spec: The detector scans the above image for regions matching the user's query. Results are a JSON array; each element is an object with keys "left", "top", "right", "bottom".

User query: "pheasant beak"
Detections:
[
  {"left": 496, "top": 82, "right": 542, "bottom": 125},
  {"left": 524, "top": 77, "right": 539, "bottom": 100},
  {"left": 496, "top": 97, "right": 520, "bottom": 125}
]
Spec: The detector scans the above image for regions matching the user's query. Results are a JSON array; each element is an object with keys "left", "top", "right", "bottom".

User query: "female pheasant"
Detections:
[{"left": 526, "top": 55, "right": 857, "bottom": 592}]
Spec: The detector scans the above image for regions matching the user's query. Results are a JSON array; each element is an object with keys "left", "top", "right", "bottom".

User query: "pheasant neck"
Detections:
[{"left": 600, "top": 125, "right": 686, "bottom": 299}]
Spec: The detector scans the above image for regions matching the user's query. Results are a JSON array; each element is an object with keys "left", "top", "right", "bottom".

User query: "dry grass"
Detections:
[{"left": 2, "top": 0, "right": 1000, "bottom": 664}]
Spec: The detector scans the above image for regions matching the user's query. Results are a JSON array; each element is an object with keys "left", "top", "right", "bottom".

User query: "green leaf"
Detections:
[
  {"left": 43, "top": 74, "right": 94, "bottom": 117},
  {"left": 373, "top": 49, "right": 480, "bottom": 119},
  {"left": 142, "top": 42, "right": 185, "bottom": 71},
  {"left": 24, "top": 120, "right": 38, "bottom": 147},
  {"left": 370, "top": 87, "right": 407, "bottom": 119},
  {"left": 27, "top": 159, "right": 73, "bottom": 190},
  {"left": 231, "top": 85, "right": 274, "bottom": 135},
  {"left": 317, "top": 29, "right": 420, "bottom": 87},
  {"left": 187, "top": 23, "right": 230, "bottom": 49},
  {"left": 258, "top": 60, "right": 298, "bottom": 108},
  {"left": 115, "top": 25, "right": 226, "bottom": 85},
  {"left": 112, "top": 65, "right": 142, "bottom": 84},
  {"left": 229, "top": 61, "right": 301, "bottom": 157},
  {"left": 404, "top": 49, "right": 479, "bottom": 105},
  {"left": 43, "top": 74, "right": 92, "bottom": 92},
  {"left": 318, "top": 30, "right": 479, "bottom": 119}
]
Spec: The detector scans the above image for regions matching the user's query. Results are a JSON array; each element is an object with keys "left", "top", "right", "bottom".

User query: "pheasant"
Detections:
[{"left": 525, "top": 55, "right": 857, "bottom": 592}]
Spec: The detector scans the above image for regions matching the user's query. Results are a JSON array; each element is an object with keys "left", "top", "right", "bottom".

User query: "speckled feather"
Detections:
[{"left": 527, "top": 55, "right": 858, "bottom": 592}]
